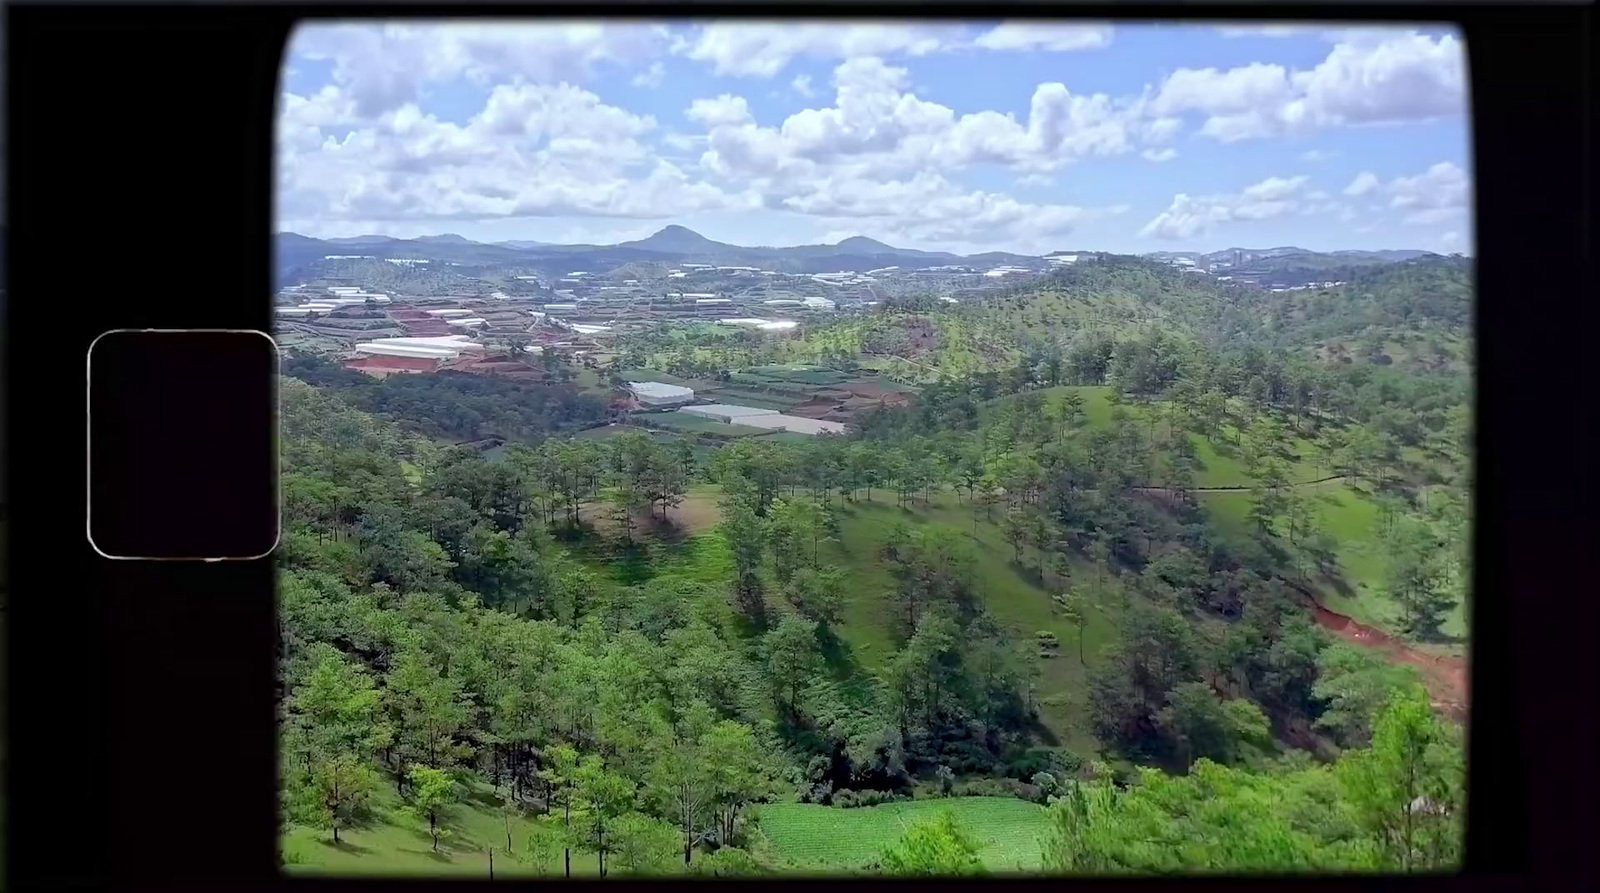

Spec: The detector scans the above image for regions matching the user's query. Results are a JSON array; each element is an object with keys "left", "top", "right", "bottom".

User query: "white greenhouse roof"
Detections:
[
  {"left": 627, "top": 381, "right": 695, "bottom": 399},
  {"left": 354, "top": 343, "right": 458, "bottom": 359}
]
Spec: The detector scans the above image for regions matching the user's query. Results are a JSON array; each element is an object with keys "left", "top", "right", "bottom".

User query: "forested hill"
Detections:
[
  {"left": 945, "top": 255, "right": 1471, "bottom": 378},
  {"left": 278, "top": 364, "right": 1465, "bottom": 874}
]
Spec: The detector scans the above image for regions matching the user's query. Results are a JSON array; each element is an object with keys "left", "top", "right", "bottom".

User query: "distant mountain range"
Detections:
[
  {"left": 1145, "top": 246, "right": 1440, "bottom": 269},
  {"left": 275, "top": 226, "right": 1441, "bottom": 280},
  {"left": 275, "top": 225, "right": 1046, "bottom": 278}
]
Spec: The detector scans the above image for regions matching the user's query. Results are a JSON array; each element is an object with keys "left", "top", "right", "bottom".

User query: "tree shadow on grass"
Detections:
[
  {"left": 397, "top": 846, "right": 456, "bottom": 864},
  {"left": 1024, "top": 716, "right": 1062, "bottom": 748},
  {"left": 316, "top": 837, "right": 374, "bottom": 856},
  {"left": 462, "top": 786, "right": 504, "bottom": 810}
]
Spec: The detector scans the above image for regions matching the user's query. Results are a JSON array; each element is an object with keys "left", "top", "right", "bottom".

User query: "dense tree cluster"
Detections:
[{"left": 283, "top": 353, "right": 609, "bottom": 444}]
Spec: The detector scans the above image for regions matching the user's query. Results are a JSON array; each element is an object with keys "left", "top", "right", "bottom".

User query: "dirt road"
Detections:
[{"left": 1308, "top": 601, "right": 1469, "bottom": 722}]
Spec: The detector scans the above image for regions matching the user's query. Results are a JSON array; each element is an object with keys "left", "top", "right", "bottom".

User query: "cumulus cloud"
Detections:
[
  {"left": 1436, "top": 230, "right": 1467, "bottom": 253},
  {"left": 972, "top": 22, "right": 1114, "bottom": 52},
  {"left": 1149, "top": 29, "right": 1465, "bottom": 142},
  {"left": 277, "top": 79, "right": 751, "bottom": 228},
  {"left": 278, "top": 22, "right": 1472, "bottom": 252},
  {"left": 1300, "top": 148, "right": 1337, "bottom": 162},
  {"left": 1139, "top": 175, "right": 1311, "bottom": 240},
  {"left": 697, "top": 56, "right": 1139, "bottom": 189},
  {"left": 1385, "top": 160, "right": 1471, "bottom": 224},
  {"left": 631, "top": 61, "right": 666, "bottom": 89},
  {"left": 1344, "top": 171, "right": 1380, "bottom": 196},
  {"left": 686, "top": 94, "right": 755, "bottom": 128},
  {"left": 674, "top": 23, "right": 952, "bottom": 77},
  {"left": 290, "top": 22, "right": 672, "bottom": 118},
  {"left": 1214, "top": 24, "right": 1320, "bottom": 38}
]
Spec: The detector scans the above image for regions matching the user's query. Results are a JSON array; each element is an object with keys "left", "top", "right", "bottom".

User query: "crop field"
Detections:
[
  {"left": 727, "top": 373, "right": 822, "bottom": 394},
  {"left": 641, "top": 413, "right": 769, "bottom": 437},
  {"left": 697, "top": 388, "right": 804, "bottom": 410},
  {"left": 750, "top": 364, "right": 850, "bottom": 385},
  {"left": 757, "top": 797, "right": 1049, "bottom": 873},
  {"left": 572, "top": 424, "right": 684, "bottom": 444},
  {"left": 617, "top": 368, "right": 690, "bottom": 385}
]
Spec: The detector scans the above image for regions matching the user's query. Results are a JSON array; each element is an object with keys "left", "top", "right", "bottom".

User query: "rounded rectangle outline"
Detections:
[{"left": 86, "top": 328, "right": 283, "bottom": 562}]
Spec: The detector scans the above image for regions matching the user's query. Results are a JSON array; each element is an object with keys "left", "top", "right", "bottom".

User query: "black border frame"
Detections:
[{"left": 5, "top": 3, "right": 1596, "bottom": 891}]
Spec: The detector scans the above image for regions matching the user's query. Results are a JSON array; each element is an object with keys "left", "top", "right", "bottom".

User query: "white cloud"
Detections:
[
  {"left": 1344, "top": 171, "right": 1380, "bottom": 196},
  {"left": 791, "top": 74, "right": 814, "bottom": 98},
  {"left": 674, "top": 23, "right": 952, "bottom": 77},
  {"left": 1214, "top": 24, "right": 1319, "bottom": 38},
  {"left": 973, "top": 22, "right": 1113, "bottom": 52},
  {"left": 686, "top": 94, "right": 755, "bottom": 128},
  {"left": 697, "top": 57, "right": 1139, "bottom": 187},
  {"left": 278, "top": 80, "right": 752, "bottom": 228},
  {"left": 1150, "top": 29, "right": 1465, "bottom": 142},
  {"left": 672, "top": 21, "right": 1114, "bottom": 80},
  {"left": 1436, "top": 230, "right": 1467, "bottom": 253},
  {"left": 1142, "top": 147, "right": 1178, "bottom": 162},
  {"left": 1385, "top": 160, "right": 1471, "bottom": 224},
  {"left": 289, "top": 22, "right": 672, "bottom": 118},
  {"left": 1140, "top": 174, "right": 1311, "bottom": 240},
  {"left": 631, "top": 61, "right": 666, "bottom": 89},
  {"left": 1299, "top": 149, "right": 1337, "bottom": 162}
]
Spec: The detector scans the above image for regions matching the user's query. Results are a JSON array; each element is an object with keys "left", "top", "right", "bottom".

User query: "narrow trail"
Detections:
[{"left": 1130, "top": 474, "right": 1346, "bottom": 495}]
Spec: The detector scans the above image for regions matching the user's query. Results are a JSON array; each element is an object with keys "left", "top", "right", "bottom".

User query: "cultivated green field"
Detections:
[{"left": 757, "top": 797, "right": 1048, "bottom": 873}]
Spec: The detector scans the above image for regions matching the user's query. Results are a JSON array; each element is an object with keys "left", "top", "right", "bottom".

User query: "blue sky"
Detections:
[{"left": 278, "top": 21, "right": 1472, "bottom": 255}]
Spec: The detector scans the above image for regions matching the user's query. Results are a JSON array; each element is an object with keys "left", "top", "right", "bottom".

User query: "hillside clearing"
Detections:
[{"left": 757, "top": 797, "right": 1048, "bottom": 872}]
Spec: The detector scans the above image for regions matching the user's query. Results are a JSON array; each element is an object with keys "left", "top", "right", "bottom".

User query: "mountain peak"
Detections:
[
  {"left": 836, "top": 235, "right": 893, "bottom": 252},
  {"left": 620, "top": 225, "right": 723, "bottom": 252},
  {"left": 414, "top": 233, "right": 474, "bottom": 245}
]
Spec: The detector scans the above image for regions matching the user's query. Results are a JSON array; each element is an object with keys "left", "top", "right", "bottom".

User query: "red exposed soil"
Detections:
[{"left": 1309, "top": 602, "right": 1468, "bottom": 722}]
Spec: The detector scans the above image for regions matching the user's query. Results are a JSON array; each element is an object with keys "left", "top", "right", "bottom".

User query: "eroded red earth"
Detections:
[{"left": 1310, "top": 602, "right": 1468, "bottom": 722}]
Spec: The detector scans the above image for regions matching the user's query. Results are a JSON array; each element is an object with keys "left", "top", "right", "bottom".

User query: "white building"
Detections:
[
  {"left": 627, "top": 381, "right": 696, "bottom": 406},
  {"left": 354, "top": 342, "right": 461, "bottom": 359},
  {"left": 368, "top": 336, "right": 485, "bottom": 353},
  {"left": 544, "top": 303, "right": 578, "bottom": 311},
  {"left": 802, "top": 296, "right": 836, "bottom": 310},
  {"left": 445, "top": 317, "right": 487, "bottom": 328},
  {"left": 425, "top": 309, "right": 472, "bottom": 317}
]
